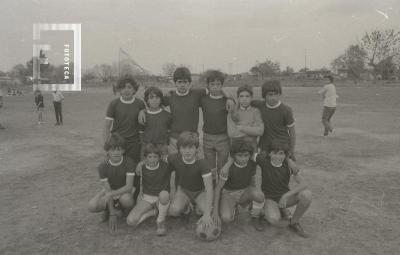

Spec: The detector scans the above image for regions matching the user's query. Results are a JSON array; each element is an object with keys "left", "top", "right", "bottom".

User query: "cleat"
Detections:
[
  {"left": 157, "top": 221, "right": 167, "bottom": 236},
  {"left": 251, "top": 216, "right": 265, "bottom": 232},
  {"left": 288, "top": 220, "right": 310, "bottom": 238}
]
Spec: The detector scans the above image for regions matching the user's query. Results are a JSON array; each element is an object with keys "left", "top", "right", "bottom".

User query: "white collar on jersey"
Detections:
[
  {"left": 266, "top": 101, "right": 281, "bottom": 109},
  {"left": 175, "top": 89, "right": 190, "bottom": 96},
  {"left": 109, "top": 157, "right": 123, "bottom": 166},
  {"left": 239, "top": 105, "right": 251, "bottom": 110},
  {"left": 147, "top": 108, "right": 162, "bottom": 115},
  {"left": 145, "top": 162, "right": 160, "bottom": 170},
  {"left": 270, "top": 160, "right": 283, "bottom": 167},
  {"left": 182, "top": 157, "right": 196, "bottom": 164},
  {"left": 120, "top": 96, "right": 136, "bottom": 104},
  {"left": 234, "top": 161, "right": 248, "bottom": 168},
  {"left": 209, "top": 94, "right": 224, "bottom": 99}
]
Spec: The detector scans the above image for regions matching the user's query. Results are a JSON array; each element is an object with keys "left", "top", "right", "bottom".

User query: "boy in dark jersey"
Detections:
[
  {"left": 254, "top": 140, "right": 312, "bottom": 238},
  {"left": 251, "top": 80, "right": 296, "bottom": 160},
  {"left": 200, "top": 70, "right": 230, "bottom": 182},
  {"left": 88, "top": 133, "right": 136, "bottom": 233},
  {"left": 127, "top": 144, "right": 172, "bottom": 236},
  {"left": 213, "top": 140, "right": 265, "bottom": 231},
  {"left": 139, "top": 86, "right": 171, "bottom": 160},
  {"left": 168, "top": 131, "right": 214, "bottom": 228},
  {"left": 103, "top": 76, "right": 145, "bottom": 203}
]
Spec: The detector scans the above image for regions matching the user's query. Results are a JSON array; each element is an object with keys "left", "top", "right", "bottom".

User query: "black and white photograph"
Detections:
[{"left": 0, "top": 0, "right": 399, "bottom": 254}]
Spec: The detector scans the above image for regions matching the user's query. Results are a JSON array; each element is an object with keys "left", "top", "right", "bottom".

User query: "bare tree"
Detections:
[{"left": 162, "top": 62, "right": 176, "bottom": 77}]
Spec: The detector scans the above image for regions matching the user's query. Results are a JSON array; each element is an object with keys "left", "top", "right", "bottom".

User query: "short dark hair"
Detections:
[
  {"left": 173, "top": 67, "right": 192, "bottom": 83},
  {"left": 143, "top": 143, "right": 162, "bottom": 157},
  {"left": 268, "top": 139, "right": 290, "bottom": 154},
  {"left": 262, "top": 80, "right": 282, "bottom": 98},
  {"left": 177, "top": 131, "right": 199, "bottom": 149},
  {"left": 116, "top": 75, "right": 139, "bottom": 91},
  {"left": 206, "top": 70, "right": 225, "bottom": 85},
  {"left": 230, "top": 139, "right": 254, "bottom": 156},
  {"left": 237, "top": 84, "right": 253, "bottom": 97},
  {"left": 144, "top": 86, "right": 165, "bottom": 106},
  {"left": 326, "top": 75, "right": 334, "bottom": 83},
  {"left": 104, "top": 133, "right": 126, "bottom": 151}
]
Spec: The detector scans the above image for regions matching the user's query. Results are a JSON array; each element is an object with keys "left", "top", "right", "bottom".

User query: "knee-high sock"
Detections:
[{"left": 157, "top": 201, "right": 170, "bottom": 223}]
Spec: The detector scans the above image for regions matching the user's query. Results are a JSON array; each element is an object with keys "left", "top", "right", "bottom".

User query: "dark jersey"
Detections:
[
  {"left": 141, "top": 161, "right": 172, "bottom": 196},
  {"left": 252, "top": 100, "right": 295, "bottom": 151},
  {"left": 164, "top": 89, "right": 206, "bottom": 136},
  {"left": 98, "top": 156, "right": 136, "bottom": 190},
  {"left": 140, "top": 109, "right": 171, "bottom": 144},
  {"left": 220, "top": 161, "right": 257, "bottom": 190},
  {"left": 200, "top": 95, "right": 228, "bottom": 134},
  {"left": 256, "top": 153, "right": 290, "bottom": 200},
  {"left": 168, "top": 153, "right": 211, "bottom": 192},
  {"left": 105, "top": 97, "right": 145, "bottom": 142}
]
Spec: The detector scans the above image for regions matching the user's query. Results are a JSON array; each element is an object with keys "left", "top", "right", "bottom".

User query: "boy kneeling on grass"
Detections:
[
  {"left": 127, "top": 144, "right": 172, "bottom": 236},
  {"left": 254, "top": 140, "right": 312, "bottom": 238},
  {"left": 88, "top": 133, "right": 135, "bottom": 233}
]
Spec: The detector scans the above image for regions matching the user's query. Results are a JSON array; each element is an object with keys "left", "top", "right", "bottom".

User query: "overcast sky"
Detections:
[{"left": 1, "top": 0, "right": 399, "bottom": 74}]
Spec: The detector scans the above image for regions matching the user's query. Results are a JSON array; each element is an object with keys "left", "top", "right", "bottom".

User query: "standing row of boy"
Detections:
[{"left": 89, "top": 67, "right": 313, "bottom": 239}]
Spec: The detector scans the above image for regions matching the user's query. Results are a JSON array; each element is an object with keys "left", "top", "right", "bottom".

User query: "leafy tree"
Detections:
[
  {"left": 250, "top": 59, "right": 280, "bottom": 79},
  {"left": 331, "top": 44, "right": 367, "bottom": 83},
  {"left": 361, "top": 29, "right": 400, "bottom": 80}
]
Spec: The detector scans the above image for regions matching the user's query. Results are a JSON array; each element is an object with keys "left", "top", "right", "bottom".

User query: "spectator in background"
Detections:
[
  {"left": 318, "top": 75, "right": 338, "bottom": 136},
  {"left": 53, "top": 89, "right": 64, "bottom": 125},
  {"left": 0, "top": 88, "right": 4, "bottom": 129}
]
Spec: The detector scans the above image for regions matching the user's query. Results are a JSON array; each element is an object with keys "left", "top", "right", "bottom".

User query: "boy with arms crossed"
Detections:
[
  {"left": 213, "top": 140, "right": 265, "bottom": 231},
  {"left": 127, "top": 144, "right": 172, "bottom": 236},
  {"left": 88, "top": 133, "right": 135, "bottom": 233},
  {"left": 103, "top": 76, "right": 145, "bottom": 203},
  {"left": 255, "top": 140, "right": 312, "bottom": 238},
  {"left": 168, "top": 131, "right": 214, "bottom": 228}
]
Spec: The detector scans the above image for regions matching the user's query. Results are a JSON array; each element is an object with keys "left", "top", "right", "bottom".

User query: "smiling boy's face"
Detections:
[
  {"left": 269, "top": 149, "right": 286, "bottom": 166},
  {"left": 145, "top": 152, "right": 160, "bottom": 168},
  {"left": 265, "top": 91, "right": 281, "bottom": 106},
  {"left": 108, "top": 147, "right": 124, "bottom": 163},
  {"left": 234, "top": 152, "right": 250, "bottom": 166},
  {"left": 179, "top": 145, "right": 197, "bottom": 162},
  {"left": 120, "top": 83, "right": 136, "bottom": 100},
  {"left": 175, "top": 79, "right": 191, "bottom": 94},
  {"left": 147, "top": 93, "right": 161, "bottom": 110}
]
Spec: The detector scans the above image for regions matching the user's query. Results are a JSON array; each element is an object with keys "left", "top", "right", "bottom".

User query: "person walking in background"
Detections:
[
  {"left": 34, "top": 89, "right": 45, "bottom": 124},
  {"left": 318, "top": 75, "right": 338, "bottom": 136},
  {"left": 53, "top": 89, "right": 64, "bottom": 125}
]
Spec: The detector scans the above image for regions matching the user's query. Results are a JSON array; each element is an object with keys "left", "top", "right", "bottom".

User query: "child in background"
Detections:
[
  {"left": 318, "top": 75, "right": 338, "bottom": 136},
  {"left": 34, "top": 89, "right": 45, "bottom": 124},
  {"left": 88, "top": 133, "right": 135, "bottom": 233}
]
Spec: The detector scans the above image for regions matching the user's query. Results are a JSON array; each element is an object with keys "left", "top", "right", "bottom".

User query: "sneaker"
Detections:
[
  {"left": 251, "top": 216, "right": 265, "bottom": 232},
  {"left": 157, "top": 221, "right": 167, "bottom": 236},
  {"left": 288, "top": 220, "right": 310, "bottom": 238}
]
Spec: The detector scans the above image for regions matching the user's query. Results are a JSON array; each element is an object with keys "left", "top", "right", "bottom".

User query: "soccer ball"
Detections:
[{"left": 195, "top": 219, "right": 221, "bottom": 241}]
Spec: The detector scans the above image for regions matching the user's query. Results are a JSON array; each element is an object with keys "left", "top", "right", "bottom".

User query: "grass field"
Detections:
[{"left": 0, "top": 85, "right": 399, "bottom": 255}]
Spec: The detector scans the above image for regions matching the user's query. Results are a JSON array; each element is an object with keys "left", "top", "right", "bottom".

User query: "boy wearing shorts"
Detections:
[{"left": 88, "top": 133, "right": 135, "bottom": 233}]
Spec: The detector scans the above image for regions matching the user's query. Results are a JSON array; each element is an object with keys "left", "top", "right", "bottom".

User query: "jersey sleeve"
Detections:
[
  {"left": 284, "top": 105, "right": 295, "bottom": 127},
  {"left": 105, "top": 100, "right": 116, "bottom": 120},
  {"left": 138, "top": 99, "right": 146, "bottom": 110},
  {"left": 250, "top": 161, "right": 257, "bottom": 176},
  {"left": 255, "top": 152, "right": 268, "bottom": 166},
  {"left": 199, "top": 159, "right": 212, "bottom": 178},
  {"left": 124, "top": 157, "right": 136, "bottom": 176},
  {"left": 97, "top": 162, "right": 108, "bottom": 181}
]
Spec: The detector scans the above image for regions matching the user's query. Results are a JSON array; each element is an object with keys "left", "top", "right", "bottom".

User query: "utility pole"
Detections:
[{"left": 304, "top": 48, "right": 307, "bottom": 71}]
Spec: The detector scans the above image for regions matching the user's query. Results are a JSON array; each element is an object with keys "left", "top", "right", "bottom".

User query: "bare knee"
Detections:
[
  {"left": 168, "top": 203, "right": 182, "bottom": 216},
  {"left": 126, "top": 213, "right": 140, "bottom": 226},
  {"left": 88, "top": 199, "right": 103, "bottom": 213},
  {"left": 220, "top": 210, "right": 234, "bottom": 223},
  {"left": 265, "top": 212, "right": 280, "bottom": 225},
  {"left": 119, "top": 194, "right": 134, "bottom": 208},
  {"left": 253, "top": 191, "right": 265, "bottom": 204},
  {"left": 159, "top": 191, "right": 170, "bottom": 205},
  {"left": 298, "top": 190, "right": 312, "bottom": 206}
]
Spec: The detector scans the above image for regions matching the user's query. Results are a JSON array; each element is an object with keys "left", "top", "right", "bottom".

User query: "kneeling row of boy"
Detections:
[{"left": 88, "top": 131, "right": 312, "bottom": 238}]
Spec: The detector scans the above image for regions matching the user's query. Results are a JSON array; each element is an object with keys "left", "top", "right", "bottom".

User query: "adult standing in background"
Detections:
[
  {"left": 318, "top": 75, "right": 338, "bottom": 136},
  {"left": 53, "top": 89, "right": 64, "bottom": 125}
]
